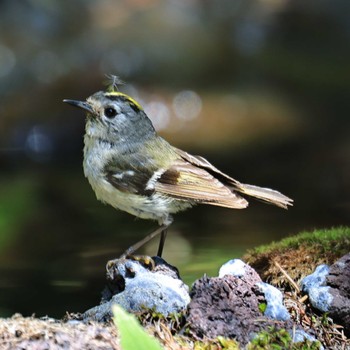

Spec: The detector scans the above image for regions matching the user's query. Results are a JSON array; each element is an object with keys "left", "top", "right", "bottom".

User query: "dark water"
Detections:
[{"left": 0, "top": 139, "right": 348, "bottom": 318}]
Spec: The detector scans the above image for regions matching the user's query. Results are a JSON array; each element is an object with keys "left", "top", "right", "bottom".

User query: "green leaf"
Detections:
[
  {"left": 112, "top": 304, "right": 163, "bottom": 350},
  {"left": 258, "top": 302, "right": 267, "bottom": 313}
]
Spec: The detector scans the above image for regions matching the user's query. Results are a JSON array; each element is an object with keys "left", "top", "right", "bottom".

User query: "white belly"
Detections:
[{"left": 83, "top": 139, "right": 190, "bottom": 225}]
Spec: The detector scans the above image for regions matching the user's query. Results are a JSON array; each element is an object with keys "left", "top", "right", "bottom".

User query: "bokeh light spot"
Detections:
[
  {"left": 25, "top": 126, "right": 53, "bottom": 162},
  {"left": 173, "top": 90, "right": 202, "bottom": 121},
  {"left": 0, "top": 45, "right": 16, "bottom": 78},
  {"left": 144, "top": 101, "right": 171, "bottom": 131}
]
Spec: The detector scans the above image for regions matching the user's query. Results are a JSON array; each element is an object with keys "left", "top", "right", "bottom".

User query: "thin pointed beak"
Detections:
[{"left": 63, "top": 99, "right": 94, "bottom": 114}]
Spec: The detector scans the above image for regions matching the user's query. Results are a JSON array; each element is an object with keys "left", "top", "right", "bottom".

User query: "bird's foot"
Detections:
[{"left": 106, "top": 255, "right": 155, "bottom": 281}]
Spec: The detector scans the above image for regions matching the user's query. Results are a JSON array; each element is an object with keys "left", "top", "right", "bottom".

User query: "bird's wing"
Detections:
[
  {"left": 174, "top": 148, "right": 293, "bottom": 209},
  {"left": 103, "top": 154, "right": 157, "bottom": 196},
  {"left": 104, "top": 152, "right": 247, "bottom": 208},
  {"left": 155, "top": 159, "right": 248, "bottom": 209}
]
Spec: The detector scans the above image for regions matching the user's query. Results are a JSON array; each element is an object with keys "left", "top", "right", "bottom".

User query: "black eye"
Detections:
[{"left": 104, "top": 107, "right": 117, "bottom": 118}]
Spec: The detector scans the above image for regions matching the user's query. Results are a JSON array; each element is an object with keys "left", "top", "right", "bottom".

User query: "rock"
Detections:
[
  {"left": 256, "top": 282, "right": 290, "bottom": 321},
  {"left": 219, "top": 258, "right": 248, "bottom": 277},
  {"left": 83, "top": 257, "right": 190, "bottom": 321},
  {"left": 301, "top": 253, "right": 350, "bottom": 336},
  {"left": 301, "top": 264, "right": 333, "bottom": 313},
  {"left": 301, "top": 264, "right": 330, "bottom": 294},
  {"left": 327, "top": 254, "right": 350, "bottom": 295},
  {"left": 187, "top": 259, "right": 295, "bottom": 346},
  {"left": 220, "top": 260, "right": 290, "bottom": 321},
  {"left": 218, "top": 259, "right": 263, "bottom": 284},
  {"left": 308, "top": 286, "right": 333, "bottom": 313},
  {"left": 292, "top": 329, "right": 323, "bottom": 349},
  {"left": 326, "top": 253, "right": 350, "bottom": 335}
]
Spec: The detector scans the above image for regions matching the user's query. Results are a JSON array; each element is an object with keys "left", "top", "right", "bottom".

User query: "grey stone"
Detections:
[
  {"left": 257, "top": 282, "right": 290, "bottom": 321},
  {"left": 308, "top": 286, "right": 333, "bottom": 312},
  {"left": 292, "top": 329, "right": 323, "bottom": 349},
  {"left": 326, "top": 253, "right": 350, "bottom": 335},
  {"left": 111, "top": 268, "right": 190, "bottom": 314},
  {"left": 300, "top": 264, "right": 333, "bottom": 313},
  {"left": 301, "top": 264, "right": 329, "bottom": 293},
  {"left": 83, "top": 258, "right": 190, "bottom": 321},
  {"left": 300, "top": 254, "right": 350, "bottom": 336},
  {"left": 219, "top": 259, "right": 247, "bottom": 277}
]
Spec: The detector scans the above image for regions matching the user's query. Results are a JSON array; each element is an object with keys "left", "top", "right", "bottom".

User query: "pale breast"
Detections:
[{"left": 82, "top": 136, "right": 191, "bottom": 225}]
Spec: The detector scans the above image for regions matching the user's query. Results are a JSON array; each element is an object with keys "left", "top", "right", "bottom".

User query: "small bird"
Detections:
[{"left": 64, "top": 84, "right": 293, "bottom": 257}]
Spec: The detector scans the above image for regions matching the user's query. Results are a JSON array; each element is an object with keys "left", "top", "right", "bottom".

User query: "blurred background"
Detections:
[{"left": 0, "top": 0, "right": 349, "bottom": 318}]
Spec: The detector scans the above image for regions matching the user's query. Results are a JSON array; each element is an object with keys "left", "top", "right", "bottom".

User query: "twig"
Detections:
[
  {"left": 273, "top": 260, "right": 300, "bottom": 293},
  {"left": 298, "top": 294, "right": 308, "bottom": 303}
]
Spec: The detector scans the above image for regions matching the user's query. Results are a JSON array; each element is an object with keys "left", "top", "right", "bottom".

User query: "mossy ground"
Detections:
[
  {"left": 0, "top": 227, "right": 349, "bottom": 349},
  {"left": 242, "top": 226, "right": 350, "bottom": 287}
]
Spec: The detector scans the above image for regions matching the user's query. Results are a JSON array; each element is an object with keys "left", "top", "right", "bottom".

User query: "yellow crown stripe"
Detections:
[{"left": 105, "top": 92, "right": 143, "bottom": 111}]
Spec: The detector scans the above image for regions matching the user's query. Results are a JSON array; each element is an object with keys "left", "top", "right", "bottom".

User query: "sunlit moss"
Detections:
[
  {"left": 246, "top": 227, "right": 350, "bottom": 255},
  {"left": 248, "top": 327, "right": 321, "bottom": 350},
  {"left": 243, "top": 226, "right": 350, "bottom": 286}
]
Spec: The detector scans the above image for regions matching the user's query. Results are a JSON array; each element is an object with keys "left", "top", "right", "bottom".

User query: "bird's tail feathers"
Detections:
[{"left": 235, "top": 183, "right": 293, "bottom": 209}]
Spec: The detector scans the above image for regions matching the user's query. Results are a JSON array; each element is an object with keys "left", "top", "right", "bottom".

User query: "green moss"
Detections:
[
  {"left": 243, "top": 227, "right": 350, "bottom": 286},
  {"left": 247, "top": 226, "right": 350, "bottom": 256},
  {"left": 193, "top": 337, "right": 240, "bottom": 350},
  {"left": 258, "top": 302, "right": 267, "bottom": 314},
  {"left": 248, "top": 327, "right": 321, "bottom": 350},
  {"left": 248, "top": 327, "right": 290, "bottom": 349}
]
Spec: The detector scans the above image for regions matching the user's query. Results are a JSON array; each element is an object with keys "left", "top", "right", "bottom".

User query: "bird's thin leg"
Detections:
[
  {"left": 157, "top": 228, "right": 168, "bottom": 257},
  {"left": 121, "top": 224, "right": 169, "bottom": 258}
]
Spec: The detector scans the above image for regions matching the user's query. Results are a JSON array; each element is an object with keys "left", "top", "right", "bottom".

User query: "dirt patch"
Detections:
[{"left": 0, "top": 314, "right": 120, "bottom": 350}]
